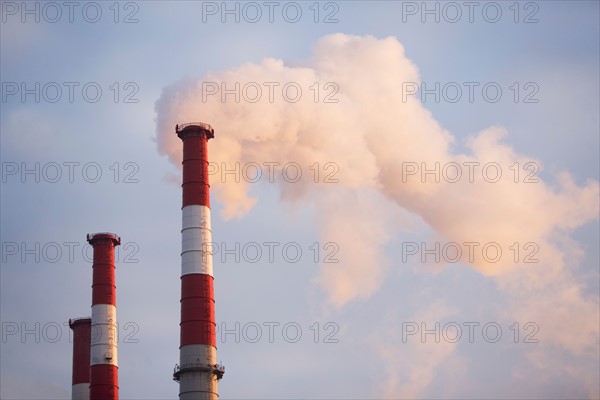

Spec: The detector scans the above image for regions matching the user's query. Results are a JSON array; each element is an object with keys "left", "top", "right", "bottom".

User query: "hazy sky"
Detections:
[{"left": 1, "top": 1, "right": 599, "bottom": 399}]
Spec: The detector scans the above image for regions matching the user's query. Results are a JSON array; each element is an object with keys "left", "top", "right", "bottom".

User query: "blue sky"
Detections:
[{"left": 1, "top": 1, "right": 599, "bottom": 399}]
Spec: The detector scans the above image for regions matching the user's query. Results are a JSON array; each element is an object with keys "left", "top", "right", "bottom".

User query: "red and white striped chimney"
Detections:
[
  {"left": 173, "top": 123, "right": 224, "bottom": 400},
  {"left": 69, "top": 317, "right": 91, "bottom": 400},
  {"left": 87, "top": 232, "right": 120, "bottom": 400}
]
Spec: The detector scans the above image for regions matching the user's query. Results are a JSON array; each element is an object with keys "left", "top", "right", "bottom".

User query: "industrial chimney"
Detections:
[
  {"left": 87, "top": 232, "right": 121, "bottom": 400},
  {"left": 69, "top": 317, "right": 91, "bottom": 400},
  {"left": 173, "top": 123, "right": 224, "bottom": 400}
]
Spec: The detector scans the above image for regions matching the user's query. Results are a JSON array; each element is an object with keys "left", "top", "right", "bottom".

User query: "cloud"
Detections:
[
  {"left": 312, "top": 188, "right": 394, "bottom": 308},
  {"left": 372, "top": 302, "right": 461, "bottom": 399},
  {"left": 155, "top": 31, "right": 597, "bottom": 291}
]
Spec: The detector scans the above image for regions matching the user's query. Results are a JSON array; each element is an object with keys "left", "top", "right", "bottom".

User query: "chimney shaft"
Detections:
[
  {"left": 174, "top": 123, "right": 223, "bottom": 400},
  {"left": 69, "top": 317, "right": 91, "bottom": 400},
  {"left": 87, "top": 232, "right": 120, "bottom": 400}
]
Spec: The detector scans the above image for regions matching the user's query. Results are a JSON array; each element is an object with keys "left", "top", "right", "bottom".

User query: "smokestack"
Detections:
[
  {"left": 87, "top": 232, "right": 120, "bottom": 400},
  {"left": 173, "top": 123, "right": 224, "bottom": 399},
  {"left": 69, "top": 317, "right": 91, "bottom": 400}
]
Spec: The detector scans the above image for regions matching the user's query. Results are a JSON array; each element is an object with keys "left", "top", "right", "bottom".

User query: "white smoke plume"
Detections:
[{"left": 155, "top": 34, "right": 599, "bottom": 394}]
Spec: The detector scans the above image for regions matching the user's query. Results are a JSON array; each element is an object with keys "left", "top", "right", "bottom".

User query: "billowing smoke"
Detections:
[{"left": 155, "top": 34, "right": 599, "bottom": 393}]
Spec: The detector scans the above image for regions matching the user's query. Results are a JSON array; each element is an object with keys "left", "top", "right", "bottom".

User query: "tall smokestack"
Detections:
[
  {"left": 87, "top": 232, "right": 120, "bottom": 400},
  {"left": 173, "top": 123, "right": 224, "bottom": 399},
  {"left": 69, "top": 317, "right": 91, "bottom": 400}
]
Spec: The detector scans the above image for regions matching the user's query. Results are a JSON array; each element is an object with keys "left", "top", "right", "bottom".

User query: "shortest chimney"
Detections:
[{"left": 69, "top": 317, "right": 91, "bottom": 400}]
